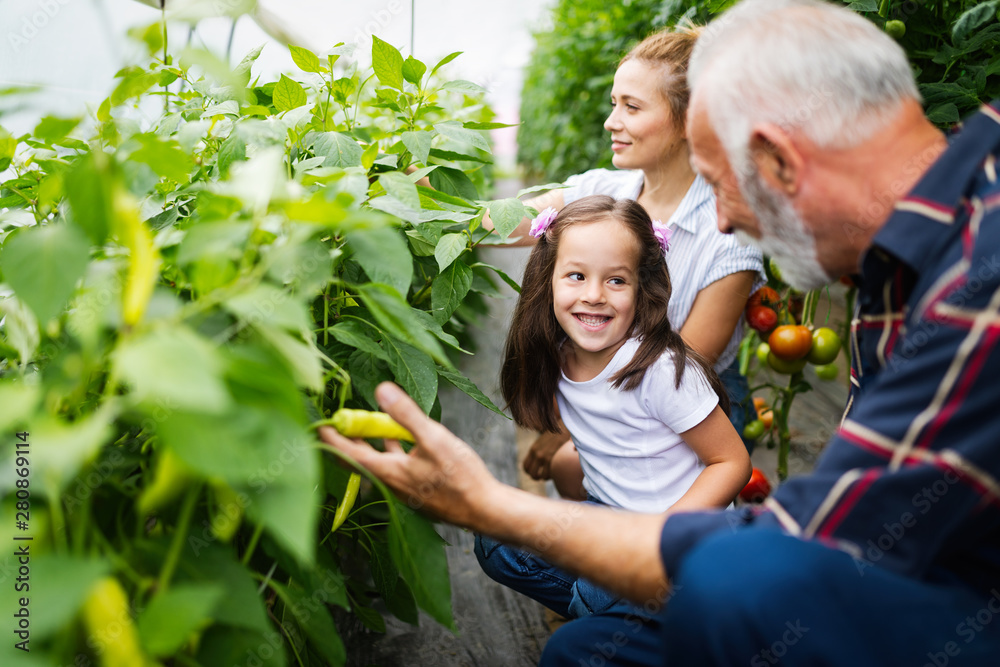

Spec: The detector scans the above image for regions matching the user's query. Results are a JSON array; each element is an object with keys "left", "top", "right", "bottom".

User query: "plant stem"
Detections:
[
  {"left": 162, "top": 6, "right": 170, "bottom": 114},
  {"left": 157, "top": 485, "right": 200, "bottom": 592},
  {"left": 241, "top": 523, "right": 264, "bottom": 565}
]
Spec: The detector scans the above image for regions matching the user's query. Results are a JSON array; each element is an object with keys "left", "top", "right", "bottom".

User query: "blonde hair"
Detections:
[{"left": 620, "top": 25, "right": 703, "bottom": 131}]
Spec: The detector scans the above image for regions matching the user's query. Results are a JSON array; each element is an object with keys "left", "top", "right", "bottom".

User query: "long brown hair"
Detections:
[{"left": 500, "top": 195, "right": 729, "bottom": 432}]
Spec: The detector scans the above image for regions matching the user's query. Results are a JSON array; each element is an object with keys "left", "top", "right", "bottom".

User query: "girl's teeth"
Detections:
[{"left": 577, "top": 315, "right": 609, "bottom": 326}]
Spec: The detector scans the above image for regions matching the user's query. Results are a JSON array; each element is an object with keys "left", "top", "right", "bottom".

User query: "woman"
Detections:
[{"left": 494, "top": 26, "right": 763, "bottom": 496}]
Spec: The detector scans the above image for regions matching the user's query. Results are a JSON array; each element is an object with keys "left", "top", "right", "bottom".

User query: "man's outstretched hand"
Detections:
[{"left": 318, "top": 382, "right": 499, "bottom": 528}]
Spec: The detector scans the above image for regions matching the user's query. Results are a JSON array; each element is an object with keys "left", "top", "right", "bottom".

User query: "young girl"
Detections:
[{"left": 475, "top": 195, "right": 751, "bottom": 619}]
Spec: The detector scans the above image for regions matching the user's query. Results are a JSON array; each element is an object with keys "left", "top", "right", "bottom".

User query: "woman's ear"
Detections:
[{"left": 749, "top": 124, "right": 802, "bottom": 195}]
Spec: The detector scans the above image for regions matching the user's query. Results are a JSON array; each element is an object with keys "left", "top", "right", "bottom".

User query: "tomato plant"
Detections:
[
  {"left": 746, "top": 305, "right": 778, "bottom": 334},
  {"left": 814, "top": 363, "right": 840, "bottom": 381},
  {"left": 807, "top": 327, "right": 842, "bottom": 365},
  {"left": 0, "top": 8, "right": 529, "bottom": 664},
  {"left": 738, "top": 467, "right": 772, "bottom": 503},
  {"left": 768, "top": 325, "right": 813, "bottom": 361},
  {"left": 742, "top": 419, "right": 766, "bottom": 440}
]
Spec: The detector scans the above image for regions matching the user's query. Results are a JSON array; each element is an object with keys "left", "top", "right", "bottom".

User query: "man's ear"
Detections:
[{"left": 749, "top": 124, "right": 802, "bottom": 195}]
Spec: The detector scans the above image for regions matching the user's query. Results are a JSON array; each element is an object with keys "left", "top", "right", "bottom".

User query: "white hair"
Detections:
[{"left": 690, "top": 0, "right": 920, "bottom": 180}]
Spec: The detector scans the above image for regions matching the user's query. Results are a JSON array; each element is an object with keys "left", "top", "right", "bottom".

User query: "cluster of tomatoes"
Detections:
[{"left": 745, "top": 286, "right": 842, "bottom": 378}]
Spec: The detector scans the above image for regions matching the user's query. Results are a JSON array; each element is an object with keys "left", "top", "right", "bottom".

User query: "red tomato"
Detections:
[
  {"left": 739, "top": 467, "right": 772, "bottom": 503},
  {"left": 746, "top": 305, "right": 778, "bottom": 334},
  {"left": 748, "top": 286, "right": 781, "bottom": 310},
  {"left": 768, "top": 325, "right": 812, "bottom": 361}
]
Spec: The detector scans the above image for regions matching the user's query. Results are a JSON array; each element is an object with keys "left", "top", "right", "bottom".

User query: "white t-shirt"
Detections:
[
  {"left": 557, "top": 338, "right": 719, "bottom": 513},
  {"left": 563, "top": 169, "right": 764, "bottom": 371}
]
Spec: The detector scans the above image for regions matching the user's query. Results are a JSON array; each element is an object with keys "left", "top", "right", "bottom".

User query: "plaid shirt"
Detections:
[{"left": 661, "top": 101, "right": 1000, "bottom": 593}]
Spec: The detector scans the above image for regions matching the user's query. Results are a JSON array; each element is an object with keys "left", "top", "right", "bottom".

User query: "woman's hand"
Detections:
[{"left": 523, "top": 427, "right": 572, "bottom": 480}]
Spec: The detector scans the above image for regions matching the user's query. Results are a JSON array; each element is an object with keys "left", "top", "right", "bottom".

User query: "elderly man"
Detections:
[{"left": 322, "top": 0, "right": 1000, "bottom": 664}]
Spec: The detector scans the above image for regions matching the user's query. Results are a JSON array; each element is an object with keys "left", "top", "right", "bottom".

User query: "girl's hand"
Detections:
[{"left": 523, "top": 429, "right": 572, "bottom": 480}]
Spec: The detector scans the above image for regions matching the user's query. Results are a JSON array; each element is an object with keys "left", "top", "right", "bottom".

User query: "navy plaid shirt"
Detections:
[{"left": 661, "top": 101, "right": 1000, "bottom": 593}]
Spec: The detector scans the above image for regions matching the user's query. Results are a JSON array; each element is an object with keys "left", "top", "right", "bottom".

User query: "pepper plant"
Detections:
[{"left": 0, "top": 15, "right": 534, "bottom": 667}]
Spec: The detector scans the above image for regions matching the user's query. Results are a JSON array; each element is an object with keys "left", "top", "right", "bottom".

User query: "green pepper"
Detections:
[
  {"left": 327, "top": 408, "right": 414, "bottom": 441},
  {"left": 330, "top": 472, "right": 361, "bottom": 534},
  {"left": 82, "top": 577, "right": 152, "bottom": 667}
]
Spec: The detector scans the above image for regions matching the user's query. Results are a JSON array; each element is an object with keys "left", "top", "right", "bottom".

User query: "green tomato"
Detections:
[
  {"left": 756, "top": 342, "right": 771, "bottom": 365},
  {"left": 807, "top": 327, "right": 842, "bottom": 365},
  {"left": 743, "top": 419, "right": 766, "bottom": 440},
  {"left": 814, "top": 363, "right": 839, "bottom": 381},
  {"left": 768, "top": 257, "right": 785, "bottom": 285},
  {"left": 885, "top": 20, "right": 906, "bottom": 40},
  {"left": 767, "top": 351, "right": 807, "bottom": 375}
]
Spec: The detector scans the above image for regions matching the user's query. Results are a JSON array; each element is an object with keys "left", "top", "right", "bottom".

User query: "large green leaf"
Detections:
[
  {"left": 162, "top": 407, "right": 319, "bottom": 565},
  {"left": 430, "top": 258, "right": 473, "bottom": 324},
  {"left": 327, "top": 319, "right": 389, "bottom": 361},
  {"left": 434, "top": 121, "right": 490, "bottom": 153},
  {"left": 0, "top": 380, "right": 40, "bottom": 432},
  {"left": 311, "top": 131, "right": 364, "bottom": 168},
  {"left": 383, "top": 338, "right": 438, "bottom": 413},
  {"left": 138, "top": 585, "right": 224, "bottom": 657},
  {"left": 29, "top": 556, "right": 109, "bottom": 639},
  {"left": 255, "top": 323, "right": 325, "bottom": 393},
  {"left": 175, "top": 545, "right": 270, "bottom": 633},
  {"left": 379, "top": 171, "right": 421, "bottom": 210},
  {"left": 129, "top": 133, "right": 191, "bottom": 182},
  {"left": 402, "top": 55, "right": 427, "bottom": 86},
  {"left": 195, "top": 627, "right": 286, "bottom": 667},
  {"left": 372, "top": 36, "right": 404, "bottom": 90},
  {"left": 0, "top": 223, "right": 90, "bottom": 324},
  {"left": 437, "top": 365, "right": 505, "bottom": 416},
  {"left": 434, "top": 232, "right": 467, "bottom": 272},
  {"left": 953, "top": 1, "right": 999, "bottom": 43},
  {"left": 356, "top": 284, "right": 450, "bottom": 367},
  {"left": 487, "top": 198, "right": 529, "bottom": 240},
  {"left": 224, "top": 283, "right": 313, "bottom": 334},
  {"left": 273, "top": 74, "right": 308, "bottom": 111},
  {"left": 402, "top": 130, "right": 433, "bottom": 164},
  {"left": 270, "top": 581, "right": 346, "bottom": 667},
  {"left": 345, "top": 227, "right": 413, "bottom": 298},
  {"left": 114, "top": 326, "right": 232, "bottom": 414},
  {"left": 388, "top": 502, "right": 455, "bottom": 629},
  {"left": 428, "top": 166, "right": 478, "bottom": 200},
  {"left": 289, "top": 45, "right": 322, "bottom": 73}
]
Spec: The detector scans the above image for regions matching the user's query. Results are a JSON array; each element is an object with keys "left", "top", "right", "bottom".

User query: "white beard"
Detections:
[{"left": 738, "top": 170, "right": 832, "bottom": 291}]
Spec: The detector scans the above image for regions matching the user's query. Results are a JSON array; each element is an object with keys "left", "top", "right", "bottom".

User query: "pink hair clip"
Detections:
[
  {"left": 651, "top": 219, "right": 672, "bottom": 254},
  {"left": 529, "top": 207, "right": 559, "bottom": 238}
]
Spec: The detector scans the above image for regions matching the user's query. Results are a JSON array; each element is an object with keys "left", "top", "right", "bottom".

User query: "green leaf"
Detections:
[
  {"left": 130, "top": 133, "right": 191, "bottom": 182},
  {"left": 434, "top": 232, "right": 467, "bottom": 272},
  {"left": 845, "top": 0, "right": 877, "bottom": 10},
  {"left": 138, "top": 585, "right": 224, "bottom": 657},
  {"left": 437, "top": 365, "right": 505, "bottom": 415},
  {"left": 256, "top": 324, "right": 325, "bottom": 393},
  {"left": 217, "top": 132, "right": 246, "bottom": 177},
  {"left": 442, "top": 80, "right": 487, "bottom": 95},
  {"left": 471, "top": 261, "right": 521, "bottom": 293},
  {"left": 33, "top": 406, "right": 115, "bottom": 500},
  {"left": 162, "top": 408, "right": 320, "bottom": 565},
  {"left": 311, "top": 131, "right": 363, "bottom": 167},
  {"left": 195, "top": 627, "right": 286, "bottom": 667},
  {"left": 953, "top": 1, "right": 999, "bottom": 43},
  {"left": 379, "top": 171, "right": 421, "bottom": 210},
  {"left": 487, "top": 198, "right": 529, "bottom": 240},
  {"left": 0, "top": 380, "right": 40, "bottom": 432},
  {"left": 402, "top": 56, "right": 427, "bottom": 85},
  {"left": 176, "top": 545, "right": 270, "bottom": 633},
  {"left": 348, "top": 349, "right": 392, "bottom": 409},
  {"left": 431, "top": 260, "right": 473, "bottom": 324},
  {"left": 926, "top": 102, "right": 960, "bottom": 125},
  {"left": 32, "top": 115, "right": 80, "bottom": 143},
  {"left": 346, "top": 227, "right": 413, "bottom": 298},
  {"left": 463, "top": 120, "right": 517, "bottom": 130},
  {"left": 0, "top": 297, "right": 39, "bottom": 363},
  {"left": 371, "top": 36, "right": 405, "bottom": 90},
  {"left": 289, "top": 45, "right": 322, "bottom": 73},
  {"left": 328, "top": 320, "right": 389, "bottom": 361},
  {"left": 0, "top": 223, "right": 90, "bottom": 324},
  {"left": 224, "top": 283, "right": 313, "bottom": 333},
  {"left": 114, "top": 326, "right": 232, "bottom": 413},
  {"left": 388, "top": 502, "right": 455, "bottom": 629},
  {"left": 429, "top": 51, "right": 462, "bottom": 76},
  {"left": 356, "top": 284, "right": 450, "bottom": 367},
  {"left": 29, "top": 556, "right": 109, "bottom": 639},
  {"left": 270, "top": 582, "right": 346, "bottom": 667},
  {"left": 516, "top": 182, "right": 567, "bottom": 199},
  {"left": 383, "top": 338, "right": 438, "bottom": 413},
  {"left": 401, "top": 130, "right": 432, "bottom": 164},
  {"left": 64, "top": 152, "right": 113, "bottom": 244},
  {"left": 273, "top": 74, "right": 308, "bottom": 111},
  {"left": 428, "top": 166, "right": 479, "bottom": 200},
  {"left": 434, "top": 120, "right": 491, "bottom": 153}
]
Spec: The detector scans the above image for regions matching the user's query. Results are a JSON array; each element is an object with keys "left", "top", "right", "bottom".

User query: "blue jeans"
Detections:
[
  {"left": 540, "top": 527, "right": 1000, "bottom": 666},
  {"left": 719, "top": 357, "right": 756, "bottom": 454},
  {"left": 475, "top": 501, "right": 649, "bottom": 620}
]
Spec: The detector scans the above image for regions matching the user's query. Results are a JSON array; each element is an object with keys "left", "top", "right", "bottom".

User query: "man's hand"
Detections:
[
  {"left": 318, "top": 382, "right": 499, "bottom": 527},
  {"left": 523, "top": 429, "right": 572, "bottom": 480}
]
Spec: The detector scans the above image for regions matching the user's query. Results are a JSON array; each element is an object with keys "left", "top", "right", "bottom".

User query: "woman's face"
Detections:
[{"left": 604, "top": 59, "right": 684, "bottom": 171}]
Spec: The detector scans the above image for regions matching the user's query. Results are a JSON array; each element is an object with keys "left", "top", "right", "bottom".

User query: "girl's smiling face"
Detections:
[
  {"left": 604, "top": 59, "right": 685, "bottom": 171},
  {"left": 551, "top": 217, "right": 640, "bottom": 375}
]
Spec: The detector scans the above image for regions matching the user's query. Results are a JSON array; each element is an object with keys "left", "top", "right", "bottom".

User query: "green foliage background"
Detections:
[
  {"left": 0, "top": 9, "right": 542, "bottom": 666},
  {"left": 518, "top": 0, "right": 1000, "bottom": 182}
]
